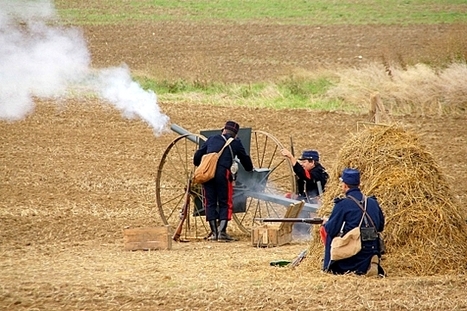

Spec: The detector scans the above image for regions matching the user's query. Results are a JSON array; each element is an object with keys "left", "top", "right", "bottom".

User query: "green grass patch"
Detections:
[
  {"left": 134, "top": 61, "right": 467, "bottom": 115},
  {"left": 55, "top": 0, "right": 467, "bottom": 25},
  {"left": 134, "top": 75, "right": 345, "bottom": 110}
]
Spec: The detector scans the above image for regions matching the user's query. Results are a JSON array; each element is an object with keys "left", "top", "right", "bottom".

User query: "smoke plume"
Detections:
[{"left": 0, "top": 0, "right": 169, "bottom": 135}]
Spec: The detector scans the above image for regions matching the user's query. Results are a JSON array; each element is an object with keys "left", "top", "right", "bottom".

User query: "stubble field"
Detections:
[{"left": 1, "top": 8, "right": 467, "bottom": 311}]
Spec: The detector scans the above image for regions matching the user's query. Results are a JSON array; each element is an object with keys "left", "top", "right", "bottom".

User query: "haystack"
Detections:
[{"left": 305, "top": 124, "right": 467, "bottom": 276}]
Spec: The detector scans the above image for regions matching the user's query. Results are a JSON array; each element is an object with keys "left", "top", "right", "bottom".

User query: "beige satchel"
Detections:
[
  {"left": 330, "top": 225, "right": 362, "bottom": 261},
  {"left": 330, "top": 204, "right": 366, "bottom": 261},
  {"left": 193, "top": 138, "right": 233, "bottom": 184}
]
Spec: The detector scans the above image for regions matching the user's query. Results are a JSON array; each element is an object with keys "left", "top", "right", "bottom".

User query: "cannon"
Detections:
[{"left": 155, "top": 124, "right": 319, "bottom": 240}]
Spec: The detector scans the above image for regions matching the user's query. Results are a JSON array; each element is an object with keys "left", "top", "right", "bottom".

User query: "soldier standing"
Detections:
[{"left": 193, "top": 121, "right": 254, "bottom": 241}]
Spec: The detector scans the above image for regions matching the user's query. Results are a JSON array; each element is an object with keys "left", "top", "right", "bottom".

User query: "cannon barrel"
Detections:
[
  {"left": 245, "top": 191, "right": 318, "bottom": 213},
  {"left": 171, "top": 124, "right": 204, "bottom": 144},
  {"left": 233, "top": 169, "right": 319, "bottom": 213}
]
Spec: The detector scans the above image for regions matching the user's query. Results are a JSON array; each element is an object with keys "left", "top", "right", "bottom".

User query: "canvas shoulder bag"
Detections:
[
  {"left": 330, "top": 198, "right": 366, "bottom": 261},
  {"left": 193, "top": 137, "right": 234, "bottom": 184}
]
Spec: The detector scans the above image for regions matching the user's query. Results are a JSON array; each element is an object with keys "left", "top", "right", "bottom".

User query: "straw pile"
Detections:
[{"left": 305, "top": 124, "right": 467, "bottom": 276}]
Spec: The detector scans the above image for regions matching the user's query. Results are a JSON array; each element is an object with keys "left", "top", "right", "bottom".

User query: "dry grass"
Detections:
[
  {"left": 306, "top": 124, "right": 467, "bottom": 276},
  {"left": 1, "top": 241, "right": 467, "bottom": 310},
  {"left": 326, "top": 62, "right": 467, "bottom": 115}
]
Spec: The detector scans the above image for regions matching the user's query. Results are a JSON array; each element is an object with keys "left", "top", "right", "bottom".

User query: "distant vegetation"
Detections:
[
  {"left": 135, "top": 63, "right": 467, "bottom": 114},
  {"left": 55, "top": 0, "right": 467, "bottom": 26},
  {"left": 55, "top": 0, "right": 467, "bottom": 114}
]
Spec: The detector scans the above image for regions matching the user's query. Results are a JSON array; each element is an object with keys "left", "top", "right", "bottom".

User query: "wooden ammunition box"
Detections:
[
  {"left": 123, "top": 226, "right": 172, "bottom": 251},
  {"left": 251, "top": 201, "right": 305, "bottom": 247}
]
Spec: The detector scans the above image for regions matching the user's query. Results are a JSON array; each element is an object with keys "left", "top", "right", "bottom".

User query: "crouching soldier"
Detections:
[{"left": 322, "top": 168, "right": 386, "bottom": 277}]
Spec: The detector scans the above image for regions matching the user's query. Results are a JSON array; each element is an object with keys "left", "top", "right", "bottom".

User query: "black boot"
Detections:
[
  {"left": 217, "top": 220, "right": 235, "bottom": 242},
  {"left": 206, "top": 220, "right": 218, "bottom": 241}
]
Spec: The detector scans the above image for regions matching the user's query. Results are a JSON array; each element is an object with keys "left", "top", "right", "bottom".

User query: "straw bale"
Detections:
[{"left": 305, "top": 125, "right": 467, "bottom": 276}]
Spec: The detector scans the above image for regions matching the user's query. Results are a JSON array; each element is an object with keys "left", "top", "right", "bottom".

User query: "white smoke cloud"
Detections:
[
  {"left": 0, "top": 0, "right": 169, "bottom": 135},
  {"left": 93, "top": 66, "right": 167, "bottom": 134}
]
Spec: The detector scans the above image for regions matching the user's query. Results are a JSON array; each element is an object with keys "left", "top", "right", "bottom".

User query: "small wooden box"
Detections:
[
  {"left": 251, "top": 201, "right": 305, "bottom": 247},
  {"left": 123, "top": 226, "right": 172, "bottom": 251}
]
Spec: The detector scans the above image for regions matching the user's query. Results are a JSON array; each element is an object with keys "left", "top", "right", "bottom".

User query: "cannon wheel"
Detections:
[
  {"left": 156, "top": 133, "right": 209, "bottom": 240},
  {"left": 156, "top": 130, "right": 296, "bottom": 239},
  {"left": 232, "top": 130, "right": 296, "bottom": 234}
]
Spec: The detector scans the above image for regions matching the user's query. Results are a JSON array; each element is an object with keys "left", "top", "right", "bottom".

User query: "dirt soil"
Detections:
[
  {"left": 1, "top": 20, "right": 467, "bottom": 311},
  {"left": 85, "top": 23, "right": 467, "bottom": 83}
]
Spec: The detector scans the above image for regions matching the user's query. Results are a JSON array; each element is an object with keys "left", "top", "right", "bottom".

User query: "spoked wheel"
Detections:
[
  {"left": 232, "top": 130, "right": 296, "bottom": 234},
  {"left": 156, "top": 133, "right": 209, "bottom": 240}
]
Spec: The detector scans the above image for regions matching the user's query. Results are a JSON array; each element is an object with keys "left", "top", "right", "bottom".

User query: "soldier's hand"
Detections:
[{"left": 281, "top": 149, "right": 292, "bottom": 158}]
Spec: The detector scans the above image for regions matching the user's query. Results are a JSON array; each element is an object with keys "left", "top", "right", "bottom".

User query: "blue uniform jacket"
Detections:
[
  {"left": 293, "top": 162, "right": 328, "bottom": 198},
  {"left": 193, "top": 134, "right": 254, "bottom": 171},
  {"left": 323, "top": 188, "right": 385, "bottom": 274}
]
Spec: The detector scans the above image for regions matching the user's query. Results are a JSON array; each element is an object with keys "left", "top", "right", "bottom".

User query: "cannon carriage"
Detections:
[{"left": 155, "top": 124, "right": 319, "bottom": 240}]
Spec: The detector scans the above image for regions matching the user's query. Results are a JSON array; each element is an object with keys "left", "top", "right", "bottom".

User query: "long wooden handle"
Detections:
[
  {"left": 172, "top": 177, "right": 192, "bottom": 241},
  {"left": 255, "top": 217, "right": 323, "bottom": 224}
]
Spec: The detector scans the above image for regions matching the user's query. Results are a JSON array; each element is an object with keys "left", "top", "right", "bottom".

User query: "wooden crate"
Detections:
[
  {"left": 251, "top": 201, "right": 305, "bottom": 247},
  {"left": 123, "top": 226, "right": 172, "bottom": 251}
]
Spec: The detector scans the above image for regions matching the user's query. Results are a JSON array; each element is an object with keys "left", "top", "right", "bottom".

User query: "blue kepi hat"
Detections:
[
  {"left": 340, "top": 168, "right": 360, "bottom": 185},
  {"left": 298, "top": 150, "right": 320, "bottom": 161}
]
